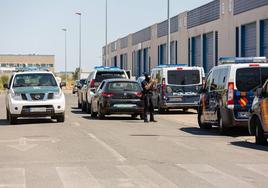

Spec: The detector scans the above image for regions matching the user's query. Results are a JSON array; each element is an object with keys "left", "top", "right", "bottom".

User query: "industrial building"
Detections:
[
  {"left": 103, "top": 0, "right": 268, "bottom": 77},
  {"left": 0, "top": 54, "right": 55, "bottom": 73}
]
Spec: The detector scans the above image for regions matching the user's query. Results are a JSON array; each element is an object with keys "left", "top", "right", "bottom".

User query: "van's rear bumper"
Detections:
[
  {"left": 221, "top": 108, "right": 248, "bottom": 127},
  {"left": 161, "top": 102, "right": 199, "bottom": 109}
]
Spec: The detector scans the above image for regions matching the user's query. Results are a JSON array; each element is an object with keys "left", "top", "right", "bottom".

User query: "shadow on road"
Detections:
[
  {"left": 157, "top": 110, "right": 197, "bottom": 115},
  {"left": 230, "top": 141, "right": 268, "bottom": 152},
  {"left": 180, "top": 126, "right": 250, "bottom": 137},
  {"left": 71, "top": 110, "right": 86, "bottom": 115},
  {"left": 0, "top": 118, "right": 56, "bottom": 126},
  {"left": 82, "top": 115, "right": 141, "bottom": 121}
]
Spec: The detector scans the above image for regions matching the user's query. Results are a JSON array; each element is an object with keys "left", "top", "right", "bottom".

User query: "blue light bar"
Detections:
[
  {"left": 157, "top": 64, "right": 188, "bottom": 68},
  {"left": 15, "top": 66, "right": 50, "bottom": 72},
  {"left": 94, "top": 66, "right": 122, "bottom": 70},
  {"left": 219, "top": 57, "right": 267, "bottom": 64}
]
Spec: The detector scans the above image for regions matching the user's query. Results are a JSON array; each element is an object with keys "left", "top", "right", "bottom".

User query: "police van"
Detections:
[
  {"left": 198, "top": 57, "right": 268, "bottom": 133},
  {"left": 151, "top": 64, "right": 205, "bottom": 113}
]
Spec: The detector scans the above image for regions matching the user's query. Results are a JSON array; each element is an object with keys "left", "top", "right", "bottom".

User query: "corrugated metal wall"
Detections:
[
  {"left": 187, "top": 0, "right": 220, "bottom": 29},
  {"left": 132, "top": 27, "right": 151, "bottom": 46},
  {"left": 111, "top": 42, "right": 117, "bottom": 52},
  {"left": 192, "top": 36, "right": 202, "bottom": 67},
  {"left": 157, "top": 16, "right": 178, "bottom": 38},
  {"left": 234, "top": 0, "right": 268, "bottom": 15},
  {"left": 260, "top": 19, "right": 268, "bottom": 58},
  {"left": 241, "top": 22, "right": 257, "bottom": 57},
  {"left": 120, "top": 37, "right": 128, "bottom": 49},
  {"left": 203, "top": 32, "right": 214, "bottom": 73}
]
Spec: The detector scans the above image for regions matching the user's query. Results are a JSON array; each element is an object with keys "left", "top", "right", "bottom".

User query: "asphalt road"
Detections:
[{"left": 0, "top": 93, "right": 268, "bottom": 188}]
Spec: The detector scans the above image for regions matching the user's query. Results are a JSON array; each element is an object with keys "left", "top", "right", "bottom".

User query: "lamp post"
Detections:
[
  {"left": 105, "top": 0, "right": 108, "bottom": 66},
  {"left": 167, "top": 0, "right": 171, "bottom": 65},
  {"left": 62, "top": 28, "right": 67, "bottom": 84},
  {"left": 75, "top": 12, "right": 82, "bottom": 79}
]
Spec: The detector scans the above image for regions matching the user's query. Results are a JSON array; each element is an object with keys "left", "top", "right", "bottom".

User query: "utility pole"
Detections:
[
  {"left": 76, "top": 12, "right": 82, "bottom": 79},
  {"left": 62, "top": 28, "right": 67, "bottom": 84},
  {"left": 167, "top": 0, "right": 171, "bottom": 65},
  {"left": 105, "top": 0, "right": 108, "bottom": 66}
]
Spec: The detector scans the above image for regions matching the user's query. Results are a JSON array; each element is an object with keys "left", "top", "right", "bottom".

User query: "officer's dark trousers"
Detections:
[{"left": 144, "top": 94, "right": 154, "bottom": 122}]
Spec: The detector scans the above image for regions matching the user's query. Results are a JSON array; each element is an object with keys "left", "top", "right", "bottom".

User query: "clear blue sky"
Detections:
[{"left": 0, "top": 0, "right": 211, "bottom": 72}]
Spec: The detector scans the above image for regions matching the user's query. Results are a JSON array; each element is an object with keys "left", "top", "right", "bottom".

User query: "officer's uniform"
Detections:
[{"left": 141, "top": 78, "right": 155, "bottom": 123}]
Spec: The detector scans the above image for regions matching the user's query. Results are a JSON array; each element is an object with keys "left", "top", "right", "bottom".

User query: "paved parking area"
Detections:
[{"left": 0, "top": 93, "right": 267, "bottom": 188}]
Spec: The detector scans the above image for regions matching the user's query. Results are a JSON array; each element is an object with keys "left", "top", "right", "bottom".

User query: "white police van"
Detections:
[
  {"left": 151, "top": 64, "right": 205, "bottom": 113},
  {"left": 4, "top": 67, "right": 66, "bottom": 124},
  {"left": 198, "top": 57, "right": 268, "bottom": 133}
]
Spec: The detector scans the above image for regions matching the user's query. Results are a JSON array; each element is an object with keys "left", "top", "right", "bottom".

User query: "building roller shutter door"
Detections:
[
  {"left": 192, "top": 36, "right": 201, "bottom": 67},
  {"left": 261, "top": 19, "right": 268, "bottom": 58},
  {"left": 241, "top": 22, "right": 257, "bottom": 57},
  {"left": 203, "top": 32, "right": 214, "bottom": 73}
]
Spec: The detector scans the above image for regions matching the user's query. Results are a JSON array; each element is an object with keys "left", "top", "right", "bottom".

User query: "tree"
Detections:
[{"left": 73, "top": 68, "right": 80, "bottom": 80}]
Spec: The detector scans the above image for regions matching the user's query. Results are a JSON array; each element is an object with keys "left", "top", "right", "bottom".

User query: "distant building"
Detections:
[
  {"left": 0, "top": 54, "right": 55, "bottom": 73},
  {"left": 103, "top": 0, "right": 268, "bottom": 77}
]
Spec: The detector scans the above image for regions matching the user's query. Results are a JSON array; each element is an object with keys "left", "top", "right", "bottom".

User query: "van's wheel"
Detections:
[
  {"left": 6, "top": 108, "right": 9, "bottom": 120},
  {"left": 82, "top": 101, "right": 87, "bottom": 112},
  {"left": 198, "top": 109, "right": 211, "bottom": 129},
  {"left": 218, "top": 115, "right": 228, "bottom": 135},
  {"left": 57, "top": 114, "right": 65, "bottom": 123},
  {"left": 98, "top": 104, "right": 105, "bottom": 119},
  {"left": 255, "top": 119, "right": 267, "bottom": 145},
  {"left": 78, "top": 100, "right": 82, "bottom": 109},
  {"left": 91, "top": 104, "right": 97, "bottom": 118}
]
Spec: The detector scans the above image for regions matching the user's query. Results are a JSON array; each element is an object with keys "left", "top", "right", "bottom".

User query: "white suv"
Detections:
[{"left": 4, "top": 70, "right": 66, "bottom": 124}]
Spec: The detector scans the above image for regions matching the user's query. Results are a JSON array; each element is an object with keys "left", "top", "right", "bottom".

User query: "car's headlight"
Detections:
[
  {"left": 54, "top": 91, "right": 63, "bottom": 99},
  {"left": 11, "top": 93, "right": 22, "bottom": 101}
]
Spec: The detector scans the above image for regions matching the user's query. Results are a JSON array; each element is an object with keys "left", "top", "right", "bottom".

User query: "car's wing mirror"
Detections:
[
  {"left": 90, "top": 88, "right": 96, "bottom": 93},
  {"left": 256, "top": 88, "right": 263, "bottom": 98},
  {"left": 3, "top": 83, "right": 8, "bottom": 89},
  {"left": 60, "top": 82, "right": 66, "bottom": 88}
]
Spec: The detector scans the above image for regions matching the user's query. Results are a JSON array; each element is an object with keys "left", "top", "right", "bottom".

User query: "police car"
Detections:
[
  {"left": 151, "top": 64, "right": 205, "bottom": 113},
  {"left": 198, "top": 57, "right": 268, "bottom": 133},
  {"left": 4, "top": 68, "right": 66, "bottom": 124},
  {"left": 81, "top": 66, "right": 129, "bottom": 113}
]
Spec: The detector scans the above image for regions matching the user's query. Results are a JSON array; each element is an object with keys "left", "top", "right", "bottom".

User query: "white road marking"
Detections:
[
  {"left": 0, "top": 168, "right": 25, "bottom": 188},
  {"left": 56, "top": 167, "right": 102, "bottom": 188},
  {"left": 118, "top": 165, "right": 178, "bottom": 188},
  {"left": 87, "top": 133, "right": 126, "bottom": 162},
  {"left": 177, "top": 164, "right": 255, "bottom": 188},
  {"left": 238, "top": 164, "right": 268, "bottom": 178},
  {"left": 8, "top": 138, "right": 37, "bottom": 152}
]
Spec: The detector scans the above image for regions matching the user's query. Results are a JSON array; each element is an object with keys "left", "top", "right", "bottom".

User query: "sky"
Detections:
[{"left": 0, "top": 0, "right": 211, "bottom": 72}]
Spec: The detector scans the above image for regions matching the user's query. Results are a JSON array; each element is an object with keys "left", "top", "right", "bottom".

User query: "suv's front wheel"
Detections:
[
  {"left": 256, "top": 119, "right": 267, "bottom": 145},
  {"left": 7, "top": 110, "right": 17, "bottom": 125},
  {"left": 198, "top": 108, "right": 212, "bottom": 129},
  {"left": 56, "top": 114, "right": 65, "bottom": 123}
]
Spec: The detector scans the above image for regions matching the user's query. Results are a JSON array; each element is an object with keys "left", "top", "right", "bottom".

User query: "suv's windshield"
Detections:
[
  {"left": 107, "top": 82, "right": 141, "bottom": 92},
  {"left": 13, "top": 73, "right": 58, "bottom": 88},
  {"left": 167, "top": 70, "right": 200, "bottom": 85},
  {"left": 95, "top": 71, "right": 127, "bottom": 82},
  {"left": 236, "top": 67, "right": 268, "bottom": 92}
]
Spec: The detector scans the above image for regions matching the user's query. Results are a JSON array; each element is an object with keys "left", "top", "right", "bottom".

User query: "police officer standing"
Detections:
[{"left": 141, "top": 73, "right": 157, "bottom": 123}]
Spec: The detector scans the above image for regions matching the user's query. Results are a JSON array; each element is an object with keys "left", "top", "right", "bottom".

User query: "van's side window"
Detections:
[
  {"left": 156, "top": 71, "right": 161, "bottom": 84},
  {"left": 205, "top": 71, "right": 213, "bottom": 91},
  {"left": 218, "top": 68, "right": 228, "bottom": 90},
  {"left": 211, "top": 70, "right": 220, "bottom": 91}
]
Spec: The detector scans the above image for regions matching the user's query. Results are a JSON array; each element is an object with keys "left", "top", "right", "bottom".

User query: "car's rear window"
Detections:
[
  {"left": 167, "top": 70, "right": 200, "bottom": 85},
  {"left": 107, "top": 82, "right": 141, "bottom": 92},
  {"left": 95, "top": 71, "right": 127, "bottom": 82},
  {"left": 236, "top": 67, "right": 268, "bottom": 92}
]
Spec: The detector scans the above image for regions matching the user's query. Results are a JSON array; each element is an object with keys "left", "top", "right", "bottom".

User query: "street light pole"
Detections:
[
  {"left": 105, "top": 0, "right": 108, "bottom": 66},
  {"left": 62, "top": 28, "right": 67, "bottom": 84},
  {"left": 76, "top": 12, "right": 82, "bottom": 79},
  {"left": 167, "top": 0, "right": 171, "bottom": 65}
]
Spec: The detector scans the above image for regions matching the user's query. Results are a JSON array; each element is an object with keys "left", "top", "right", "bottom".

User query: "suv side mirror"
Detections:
[
  {"left": 3, "top": 83, "right": 8, "bottom": 89},
  {"left": 256, "top": 88, "right": 263, "bottom": 98},
  {"left": 60, "top": 82, "right": 66, "bottom": 88}
]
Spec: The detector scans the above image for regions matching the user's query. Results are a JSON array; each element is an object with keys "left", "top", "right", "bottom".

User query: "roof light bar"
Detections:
[
  {"left": 94, "top": 66, "right": 122, "bottom": 70},
  {"left": 219, "top": 57, "right": 267, "bottom": 65},
  {"left": 15, "top": 66, "right": 50, "bottom": 72},
  {"left": 157, "top": 64, "right": 188, "bottom": 68}
]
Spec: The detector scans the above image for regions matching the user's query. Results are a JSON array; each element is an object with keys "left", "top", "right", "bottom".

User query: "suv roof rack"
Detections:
[
  {"left": 156, "top": 64, "right": 188, "bottom": 68},
  {"left": 219, "top": 57, "right": 267, "bottom": 65}
]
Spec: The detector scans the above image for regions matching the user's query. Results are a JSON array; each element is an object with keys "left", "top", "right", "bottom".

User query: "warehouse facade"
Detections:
[
  {"left": 0, "top": 54, "right": 55, "bottom": 73},
  {"left": 103, "top": 0, "right": 268, "bottom": 77}
]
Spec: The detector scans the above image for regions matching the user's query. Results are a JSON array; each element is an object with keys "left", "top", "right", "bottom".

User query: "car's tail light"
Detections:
[
  {"left": 227, "top": 82, "right": 234, "bottom": 105},
  {"left": 102, "top": 92, "right": 114, "bottom": 97},
  {"left": 162, "top": 78, "right": 166, "bottom": 97},
  {"left": 135, "top": 92, "right": 143, "bottom": 98},
  {"left": 249, "top": 64, "right": 260, "bottom": 67},
  {"left": 90, "top": 79, "right": 95, "bottom": 88}
]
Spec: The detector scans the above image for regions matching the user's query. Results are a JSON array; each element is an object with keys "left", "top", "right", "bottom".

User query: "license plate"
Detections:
[
  {"left": 30, "top": 107, "right": 47, "bottom": 113},
  {"left": 114, "top": 104, "right": 136, "bottom": 108},
  {"left": 237, "top": 112, "right": 249, "bottom": 118}
]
